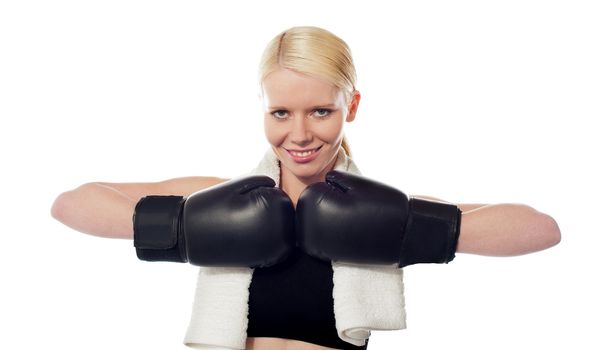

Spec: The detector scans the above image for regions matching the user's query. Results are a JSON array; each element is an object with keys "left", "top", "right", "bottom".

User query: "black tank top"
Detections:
[{"left": 247, "top": 249, "right": 369, "bottom": 349}]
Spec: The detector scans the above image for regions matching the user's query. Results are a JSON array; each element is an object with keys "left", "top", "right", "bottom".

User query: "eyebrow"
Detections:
[{"left": 267, "top": 103, "right": 337, "bottom": 110}]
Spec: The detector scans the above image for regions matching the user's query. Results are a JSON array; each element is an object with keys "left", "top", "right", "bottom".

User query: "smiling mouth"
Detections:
[
  {"left": 285, "top": 145, "right": 323, "bottom": 157},
  {"left": 285, "top": 145, "right": 322, "bottom": 158}
]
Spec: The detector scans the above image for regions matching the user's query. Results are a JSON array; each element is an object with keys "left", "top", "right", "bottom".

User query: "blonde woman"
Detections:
[{"left": 51, "top": 26, "right": 562, "bottom": 350}]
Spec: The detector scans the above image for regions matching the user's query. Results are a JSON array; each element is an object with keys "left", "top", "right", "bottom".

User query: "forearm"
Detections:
[
  {"left": 456, "top": 204, "right": 561, "bottom": 256},
  {"left": 51, "top": 183, "right": 137, "bottom": 240}
]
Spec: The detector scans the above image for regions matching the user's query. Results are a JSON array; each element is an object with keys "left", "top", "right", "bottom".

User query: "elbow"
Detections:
[
  {"left": 51, "top": 184, "right": 90, "bottom": 223},
  {"left": 51, "top": 191, "right": 69, "bottom": 222},
  {"left": 545, "top": 215, "right": 562, "bottom": 248},
  {"left": 536, "top": 212, "right": 562, "bottom": 251},
  {"left": 51, "top": 189, "right": 82, "bottom": 224}
]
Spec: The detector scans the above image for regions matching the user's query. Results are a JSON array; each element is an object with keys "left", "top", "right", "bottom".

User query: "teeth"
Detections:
[{"left": 291, "top": 149, "right": 315, "bottom": 157}]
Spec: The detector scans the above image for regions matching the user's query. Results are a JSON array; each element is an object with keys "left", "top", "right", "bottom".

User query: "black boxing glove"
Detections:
[
  {"left": 133, "top": 176, "right": 295, "bottom": 268},
  {"left": 296, "top": 170, "right": 461, "bottom": 267}
]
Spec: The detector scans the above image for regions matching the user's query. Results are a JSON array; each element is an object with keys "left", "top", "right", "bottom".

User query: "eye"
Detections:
[
  {"left": 271, "top": 110, "right": 289, "bottom": 119},
  {"left": 313, "top": 109, "right": 332, "bottom": 118}
]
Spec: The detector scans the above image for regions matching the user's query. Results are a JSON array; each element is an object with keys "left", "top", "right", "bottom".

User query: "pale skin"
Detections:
[{"left": 51, "top": 67, "right": 561, "bottom": 350}]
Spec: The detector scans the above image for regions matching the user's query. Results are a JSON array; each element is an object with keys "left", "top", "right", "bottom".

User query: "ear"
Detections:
[{"left": 346, "top": 90, "right": 361, "bottom": 123}]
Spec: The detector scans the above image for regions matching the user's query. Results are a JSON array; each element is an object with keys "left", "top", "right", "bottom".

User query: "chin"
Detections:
[
  {"left": 285, "top": 163, "right": 321, "bottom": 178},
  {"left": 280, "top": 159, "right": 325, "bottom": 181}
]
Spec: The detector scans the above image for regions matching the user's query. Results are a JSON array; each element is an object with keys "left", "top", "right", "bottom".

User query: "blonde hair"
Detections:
[{"left": 259, "top": 26, "right": 357, "bottom": 159}]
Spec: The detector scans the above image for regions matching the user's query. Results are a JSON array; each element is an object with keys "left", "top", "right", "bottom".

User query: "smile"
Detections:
[{"left": 285, "top": 145, "right": 323, "bottom": 163}]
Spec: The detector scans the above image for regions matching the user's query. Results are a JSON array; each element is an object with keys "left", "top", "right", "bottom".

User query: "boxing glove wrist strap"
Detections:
[
  {"left": 398, "top": 198, "right": 462, "bottom": 267},
  {"left": 133, "top": 195, "right": 187, "bottom": 263}
]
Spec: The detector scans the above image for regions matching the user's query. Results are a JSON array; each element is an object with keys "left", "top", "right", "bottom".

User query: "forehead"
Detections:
[{"left": 261, "top": 67, "right": 342, "bottom": 107}]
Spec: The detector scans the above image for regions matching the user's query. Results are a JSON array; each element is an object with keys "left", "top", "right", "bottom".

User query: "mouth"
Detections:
[{"left": 284, "top": 145, "right": 323, "bottom": 163}]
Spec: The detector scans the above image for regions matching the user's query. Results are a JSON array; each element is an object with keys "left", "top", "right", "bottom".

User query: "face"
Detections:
[{"left": 261, "top": 67, "right": 360, "bottom": 184}]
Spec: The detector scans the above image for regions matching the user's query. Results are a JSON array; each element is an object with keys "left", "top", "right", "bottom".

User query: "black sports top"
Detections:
[{"left": 247, "top": 249, "right": 369, "bottom": 349}]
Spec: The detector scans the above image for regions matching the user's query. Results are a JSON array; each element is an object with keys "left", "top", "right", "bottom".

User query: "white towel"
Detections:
[{"left": 184, "top": 147, "right": 406, "bottom": 349}]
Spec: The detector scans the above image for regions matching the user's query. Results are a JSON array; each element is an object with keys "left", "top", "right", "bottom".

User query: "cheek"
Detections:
[
  {"left": 315, "top": 118, "right": 344, "bottom": 143},
  {"left": 264, "top": 117, "right": 284, "bottom": 146}
]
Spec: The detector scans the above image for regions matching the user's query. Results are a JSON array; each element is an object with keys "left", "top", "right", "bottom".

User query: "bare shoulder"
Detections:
[{"left": 96, "top": 176, "right": 229, "bottom": 200}]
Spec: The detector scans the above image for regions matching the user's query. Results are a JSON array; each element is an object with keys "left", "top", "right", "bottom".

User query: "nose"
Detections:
[{"left": 289, "top": 115, "right": 313, "bottom": 145}]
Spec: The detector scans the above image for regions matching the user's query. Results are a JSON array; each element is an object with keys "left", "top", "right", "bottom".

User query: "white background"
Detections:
[{"left": 2, "top": 0, "right": 610, "bottom": 349}]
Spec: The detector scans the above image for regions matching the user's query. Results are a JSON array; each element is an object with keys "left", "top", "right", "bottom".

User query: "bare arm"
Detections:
[
  {"left": 457, "top": 203, "right": 561, "bottom": 256},
  {"left": 413, "top": 195, "right": 561, "bottom": 256},
  {"left": 50, "top": 176, "right": 228, "bottom": 240}
]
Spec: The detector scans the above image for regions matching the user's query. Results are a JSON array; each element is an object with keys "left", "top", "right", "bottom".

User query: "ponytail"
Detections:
[{"left": 340, "top": 136, "right": 352, "bottom": 159}]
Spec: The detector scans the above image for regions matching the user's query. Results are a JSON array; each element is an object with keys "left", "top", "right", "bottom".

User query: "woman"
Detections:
[{"left": 51, "top": 26, "right": 562, "bottom": 350}]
